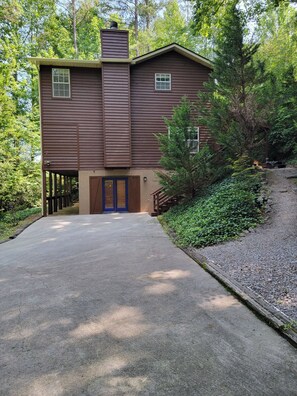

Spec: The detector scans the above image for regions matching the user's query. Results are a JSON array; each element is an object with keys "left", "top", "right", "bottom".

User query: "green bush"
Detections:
[
  {"left": 0, "top": 207, "right": 41, "bottom": 226},
  {"left": 162, "top": 175, "right": 263, "bottom": 248}
]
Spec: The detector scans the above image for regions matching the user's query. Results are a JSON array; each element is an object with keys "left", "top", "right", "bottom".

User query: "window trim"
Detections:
[
  {"left": 187, "top": 127, "right": 200, "bottom": 154},
  {"left": 52, "top": 68, "right": 71, "bottom": 98},
  {"left": 167, "top": 126, "right": 200, "bottom": 154},
  {"left": 155, "top": 73, "right": 171, "bottom": 91}
]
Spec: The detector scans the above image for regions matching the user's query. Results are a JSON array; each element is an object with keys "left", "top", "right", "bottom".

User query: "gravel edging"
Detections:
[
  {"left": 184, "top": 247, "right": 297, "bottom": 348},
  {"left": 197, "top": 168, "right": 297, "bottom": 321}
]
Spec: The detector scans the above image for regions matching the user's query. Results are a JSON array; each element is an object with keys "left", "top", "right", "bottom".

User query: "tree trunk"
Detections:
[
  {"left": 134, "top": 0, "right": 139, "bottom": 56},
  {"left": 72, "top": 0, "right": 78, "bottom": 56},
  {"left": 145, "top": 0, "right": 150, "bottom": 30}
]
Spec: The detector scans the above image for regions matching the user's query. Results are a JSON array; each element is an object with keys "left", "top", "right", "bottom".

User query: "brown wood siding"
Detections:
[
  {"left": 90, "top": 176, "right": 103, "bottom": 213},
  {"left": 42, "top": 123, "right": 78, "bottom": 169},
  {"left": 101, "top": 30, "right": 129, "bottom": 58},
  {"left": 40, "top": 66, "right": 103, "bottom": 171},
  {"left": 102, "top": 63, "right": 131, "bottom": 168},
  {"left": 130, "top": 51, "right": 212, "bottom": 168},
  {"left": 128, "top": 176, "right": 140, "bottom": 212}
]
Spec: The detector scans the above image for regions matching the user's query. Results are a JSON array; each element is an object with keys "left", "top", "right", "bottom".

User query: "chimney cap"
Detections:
[{"left": 110, "top": 21, "right": 118, "bottom": 29}]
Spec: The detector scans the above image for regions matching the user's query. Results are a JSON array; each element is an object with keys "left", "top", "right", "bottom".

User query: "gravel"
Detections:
[{"left": 196, "top": 168, "right": 297, "bottom": 321}]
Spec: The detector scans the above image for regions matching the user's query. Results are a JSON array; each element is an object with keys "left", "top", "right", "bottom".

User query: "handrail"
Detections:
[{"left": 152, "top": 186, "right": 181, "bottom": 215}]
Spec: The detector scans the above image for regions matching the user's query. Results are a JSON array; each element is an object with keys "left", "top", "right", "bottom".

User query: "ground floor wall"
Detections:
[{"left": 79, "top": 169, "right": 161, "bottom": 214}]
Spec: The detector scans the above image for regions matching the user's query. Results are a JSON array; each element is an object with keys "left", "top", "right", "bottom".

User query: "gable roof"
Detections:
[
  {"left": 132, "top": 43, "right": 213, "bottom": 69},
  {"left": 29, "top": 43, "right": 213, "bottom": 70}
]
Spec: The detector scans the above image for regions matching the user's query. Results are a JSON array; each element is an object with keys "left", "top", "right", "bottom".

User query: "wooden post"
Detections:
[
  {"left": 48, "top": 171, "right": 53, "bottom": 215},
  {"left": 63, "top": 175, "right": 66, "bottom": 207},
  {"left": 59, "top": 174, "right": 63, "bottom": 209},
  {"left": 69, "top": 177, "right": 72, "bottom": 203},
  {"left": 65, "top": 176, "right": 69, "bottom": 206},
  {"left": 54, "top": 173, "right": 58, "bottom": 212},
  {"left": 42, "top": 171, "right": 47, "bottom": 217}
]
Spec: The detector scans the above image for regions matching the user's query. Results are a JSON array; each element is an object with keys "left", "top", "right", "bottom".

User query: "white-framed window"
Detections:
[
  {"left": 155, "top": 73, "right": 171, "bottom": 91},
  {"left": 52, "top": 68, "right": 71, "bottom": 98},
  {"left": 167, "top": 126, "right": 200, "bottom": 154},
  {"left": 187, "top": 127, "right": 200, "bottom": 154}
]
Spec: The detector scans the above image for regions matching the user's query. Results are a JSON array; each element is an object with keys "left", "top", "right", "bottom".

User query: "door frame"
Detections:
[{"left": 102, "top": 177, "right": 128, "bottom": 212}]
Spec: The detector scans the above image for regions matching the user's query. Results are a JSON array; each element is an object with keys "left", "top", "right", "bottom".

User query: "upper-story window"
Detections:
[
  {"left": 155, "top": 73, "right": 171, "bottom": 91},
  {"left": 52, "top": 68, "right": 71, "bottom": 98}
]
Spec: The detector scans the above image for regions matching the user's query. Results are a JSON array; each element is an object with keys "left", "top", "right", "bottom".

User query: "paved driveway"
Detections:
[{"left": 0, "top": 214, "right": 296, "bottom": 395}]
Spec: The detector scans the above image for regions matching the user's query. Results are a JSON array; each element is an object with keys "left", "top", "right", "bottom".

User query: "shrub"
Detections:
[{"left": 162, "top": 174, "right": 263, "bottom": 248}]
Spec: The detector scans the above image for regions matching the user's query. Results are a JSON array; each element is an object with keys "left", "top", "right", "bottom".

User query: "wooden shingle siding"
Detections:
[
  {"left": 101, "top": 30, "right": 129, "bottom": 58},
  {"left": 130, "top": 51, "right": 212, "bottom": 168},
  {"left": 102, "top": 63, "right": 131, "bottom": 168},
  {"left": 40, "top": 66, "right": 103, "bottom": 170}
]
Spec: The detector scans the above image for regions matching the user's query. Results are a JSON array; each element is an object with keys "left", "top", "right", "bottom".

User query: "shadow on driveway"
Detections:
[{"left": 0, "top": 214, "right": 296, "bottom": 395}]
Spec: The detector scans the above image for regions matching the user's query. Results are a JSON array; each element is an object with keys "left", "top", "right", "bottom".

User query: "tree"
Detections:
[
  {"left": 192, "top": 0, "right": 296, "bottom": 37},
  {"left": 268, "top": 68, "right": 297, "bottom": 160},
  {"left": 255, "top": 4, "right": 297, "bottom": 161},
  {"left": 197, "top": 4, "right": 273, "bottom": 161},
  {"left": 150, "top": 0, "right": 212, "bottom": 57},
  {"left": 156, "top": 97, "right": 218, "bottom": 198}
]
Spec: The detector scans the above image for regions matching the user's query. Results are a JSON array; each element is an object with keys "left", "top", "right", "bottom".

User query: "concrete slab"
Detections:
[{"left": 0, "top": 213, "right": 296, "bottom": 395}]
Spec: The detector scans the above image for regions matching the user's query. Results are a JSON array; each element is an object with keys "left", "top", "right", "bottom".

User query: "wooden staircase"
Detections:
[{"left": 151, "top": 187, "right": 181, "bottom": 216}]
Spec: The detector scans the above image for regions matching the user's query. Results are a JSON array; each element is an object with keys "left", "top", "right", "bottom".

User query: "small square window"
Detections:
[
  {"left": 52, "top": 68, "right": 70, "bottom": 98},
  {"left": 155, "top": 73, "right": 171, "bottom": 91}
]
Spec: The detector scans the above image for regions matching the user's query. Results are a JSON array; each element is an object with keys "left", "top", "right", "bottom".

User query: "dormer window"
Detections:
[
  {"left": 155, "top": 73, "right": 171, "bottom": 91},
  {"left": 52, "top": 68, "right": 70, "bottom": 98}
]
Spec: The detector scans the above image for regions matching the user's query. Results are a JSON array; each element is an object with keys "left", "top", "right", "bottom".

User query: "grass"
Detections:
[
  {"left": 0, "top": 207, "right": 42, "bottom": 242},
  {"left": 161, "top": 175, "right": 264, "bottom": 248}
]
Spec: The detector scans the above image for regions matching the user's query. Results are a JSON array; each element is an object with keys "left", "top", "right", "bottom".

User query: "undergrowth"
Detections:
[
  {"left": 0, "top": 207, "right": 41, "bottom": 241},
  {"left": 161, "top": 173, "right": 264, "bottom": 248}
]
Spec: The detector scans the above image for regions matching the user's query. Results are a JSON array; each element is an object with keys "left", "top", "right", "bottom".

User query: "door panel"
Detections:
[
  {"left": 103, "top": 177, "right": 128, "bottom": 212},
  {"left": 116, "top": 179, "right": 127, "bottom": 209},
  {"left": 104, "top": 179, "right": 115, "bottom": 210},
  {"left": 90, "top": 176, "right": 102, "bottom": 214},
  {"left": 128, "top": 176, "right": 140, "bottom": 212}
]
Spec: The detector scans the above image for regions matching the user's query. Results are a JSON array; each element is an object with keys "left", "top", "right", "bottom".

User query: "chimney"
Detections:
[
  {"left": 100, "top": 24, "right": 131, "bottom": 168},
  {"left": 100, "top": 22, "right": 129, "bottom": 58},
  {"left": 110, "top": 21, "right": 118, "bottom": 29}
]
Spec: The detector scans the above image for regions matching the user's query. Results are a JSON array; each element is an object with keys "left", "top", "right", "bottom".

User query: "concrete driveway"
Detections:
[{"left": 0, "top": 214, "right": 296, "bottom": 396}]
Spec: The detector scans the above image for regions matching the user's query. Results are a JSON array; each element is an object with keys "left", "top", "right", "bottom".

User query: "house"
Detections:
[{"left": 30, "top": 23, "right": 213, "bottom": 216}]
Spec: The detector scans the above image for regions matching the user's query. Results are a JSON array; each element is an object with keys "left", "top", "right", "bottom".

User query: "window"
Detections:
[
  {"left": 167, "top": 126, "right": 200, "bottom": 154},
  {"left": 187, "top": 127, "right": 199, "bottom": 154},
  {"left": 155, "top": 73, "right": 171, "bottom": 91},
  {"left": 52, "top": 68, "right": 70, "bottom": 98}
]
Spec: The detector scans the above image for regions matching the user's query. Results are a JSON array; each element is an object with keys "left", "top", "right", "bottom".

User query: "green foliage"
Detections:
[
  {"left": 0, "top": 207, "right": 41, "bottom": 226},
  {"left": 162, "top": 174, "right": 263, "bottom": 248},
  {"left": 0, "top": 207, "right": 41, "bottom": 240},
  {"left": 255, "top": 4, "right": 297, "bottom": 161},
  {"left": 192, "top": 0, "right": 291, "bottom": 37},
  {"left": 268, "top": 69, "right": 297, "bottom": 160},
  {"left": 197, "top": 5, "right": 272, "bottom": 161},
  {"left": 147, "top": 0, "right": 212, "bottom": 58},
  {"left": 156, "top": 97, "right": 223, "bottom": 198},
  {"left": 0, "top": 160, "right": 41, "bottom": 211}
]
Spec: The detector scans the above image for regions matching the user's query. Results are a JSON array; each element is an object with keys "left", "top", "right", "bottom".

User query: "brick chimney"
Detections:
[{"left": 100, "top": 22, "right": 129, "bottom": 59}]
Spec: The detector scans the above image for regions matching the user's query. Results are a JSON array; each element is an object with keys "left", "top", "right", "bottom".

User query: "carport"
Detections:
[{"left": 42, "top": 170, "right": 78, "bottom": 216}]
